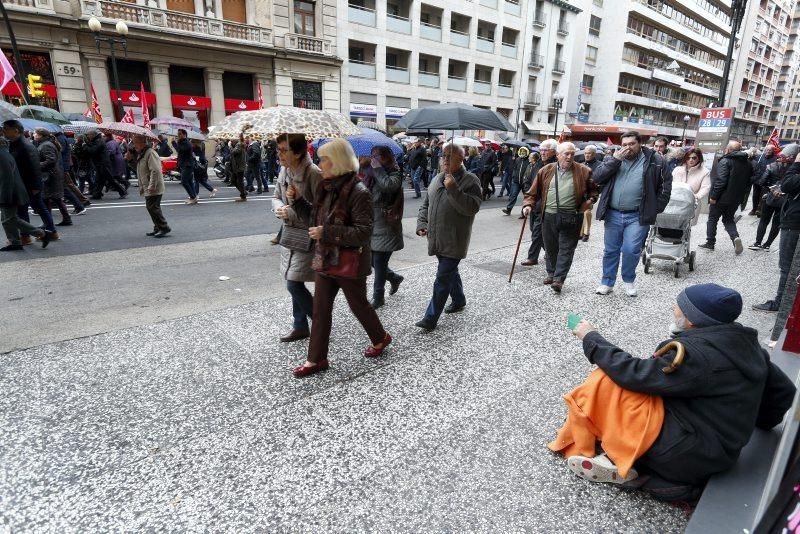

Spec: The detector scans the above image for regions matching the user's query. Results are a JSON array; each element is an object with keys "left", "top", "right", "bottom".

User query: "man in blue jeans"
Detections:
[
  {"left": 408, "top": 141, "right": 428, "bottom": 198},
  {"left": 415, "top": 143, "right": 482, "bottom": 331},
  {"left": 591, "top": 131, "right": 671, "bottom": 297}
]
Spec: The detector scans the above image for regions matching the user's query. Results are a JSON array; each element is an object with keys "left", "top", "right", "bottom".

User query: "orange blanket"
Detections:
[{"left": 548, "top": 369, "right": 665, "bottom": 478}]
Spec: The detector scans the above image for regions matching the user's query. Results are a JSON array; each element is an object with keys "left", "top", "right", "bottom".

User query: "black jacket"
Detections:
[
  {"left": 408, "top": 146, "right": 428, "bottom": 170},
  {"left": 8, "top": 136, "right": 42, "bottom": 192},
  {"left": 477, "top": 148, "right": 497, "bottom": 176},
  {"left": 246, "top": 141, "right": 261, "bottom": 167},
  {"left": 501, "top": 151, "right": 514, "bottom": 173},
  {"left": 583, "top": 324, "right": 795, "bottom": 486},
  {"left": 172, "top": 138, "right": 194, "bottom": 169},
  {"left": 780, "top": 162, "right": 800, "bottom": 230},
  {"left": 511, "top": 156, "right": 530, "bottom": 186},
  {"left": 753, "top": 153, "right": 777, "bottom": 182},
  {"left": 758, "top": 161, "right": 790, "bottom": 188},
  {"left": 84, "top": 135, "right": 112, "bottom": 175},
  {"left": 0, "top": 145, "right": 29, "bottom": 206},
  {"left": 592, "top": 146, "right": 670, "bottom": 225},
  {"left": 156, "top": 140, "right": 172, "bottom": 158},
  {"left": 583, "top": 158, "right": 601, "bottom": 173},
  {"left": 710, "top": 150, "right": 752, "bottom": 206},
  {"left": 524, "top": 155, "right": 556, "bottom": 193}
]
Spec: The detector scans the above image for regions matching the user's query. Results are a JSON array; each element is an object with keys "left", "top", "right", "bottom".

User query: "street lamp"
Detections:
[
  {"left": 756, "top": 127, "right": 763, "bottom": 148},
  {"left": 88, "top": 16, "right": 129, "bottom": 121},
  {"left": 681, "top": 115, "right": 690, "bottom": 146},
  {"left": 552, "top": 93, "right": 564, "bottom": 138}
]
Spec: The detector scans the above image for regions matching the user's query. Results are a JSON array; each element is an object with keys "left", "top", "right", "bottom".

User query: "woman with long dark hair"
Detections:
[{"left": 671, "top": 148, "right": 710, "bottom": 225}]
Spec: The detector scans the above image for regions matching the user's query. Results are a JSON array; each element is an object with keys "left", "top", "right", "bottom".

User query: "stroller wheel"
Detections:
[
  {"left": 673, "top": 263, "right": 681, "bottom": 278},
  {"left": 688, "top": 251, "right": 696, "bottom": 272},
  {"left": 644, "top": 258, "right": 652, "bottom": 274}
]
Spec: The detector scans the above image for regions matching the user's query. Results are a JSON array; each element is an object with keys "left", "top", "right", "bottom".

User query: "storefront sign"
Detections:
[
  {"left": 577, "top": 113, "right": 589, "bottom": 122},
  {"left": 171, "top": 94, "right": 212, "bottom": 110},
  {"left": 695, "top": 107, "right": 735, "bottom": 152},
  {"left": 2, "top": 82, "right": 57, "bottom": 98},
  {"left": 350, "top": 103, "right": 377, "bottom": 117},
  {"left": 224, "top": 99, "right": 259, "bottom": 112},
  {"left": 385, "top": 106, "right": 409, "bottom": 119},
  {"left": 569, "top": 124, "right": 658, "bottom": 136},
  {"left": 55, "top": 64, "right": 83, "bottom": 77},
  {"left": 110, "top": 89, "right": 157, "bottom": 105}
]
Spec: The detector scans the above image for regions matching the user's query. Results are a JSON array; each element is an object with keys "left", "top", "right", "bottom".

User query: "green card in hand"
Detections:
[{"left": 567, "top": 313, "right": 583, "bottom": 331}]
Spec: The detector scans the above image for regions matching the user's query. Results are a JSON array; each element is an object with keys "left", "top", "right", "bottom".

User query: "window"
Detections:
[
  {"left": 293, "top": 80, "right": 322, "bottom": 110},
  {"left": 586, "top": 45, "right": 598, "bottom": 64},
  {"left": 294, "top": 1, "right": 315, "bottom": 36},
  {"left": 582, "top": 74, "right": 594, "bottom": 89},
  {"left": 589, "top": 15, "right": 601, "bottom": 36}
]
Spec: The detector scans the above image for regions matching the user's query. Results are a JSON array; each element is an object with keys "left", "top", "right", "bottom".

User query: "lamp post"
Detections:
[
  {"left": 681, "top": 115, "right": 690, "bottom": 146},
  {"left": 756, "top": 127, "right": 763, "bottom": 148},
  {"left": 552, "top": 93, "right": 564, "bottom": 138},
  {"left": 718, "top": 0, "right": 747, "bottom": 107},
  {"left": 88, "top": 16, "right": 128, "bottom": 121}
]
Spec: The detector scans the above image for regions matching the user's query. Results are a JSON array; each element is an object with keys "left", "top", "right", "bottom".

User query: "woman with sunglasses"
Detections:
[{"left": 672, "top": 148, "right": 710, "bottom": 224}]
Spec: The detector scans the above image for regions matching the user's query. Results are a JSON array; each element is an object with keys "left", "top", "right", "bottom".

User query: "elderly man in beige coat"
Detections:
[{"left": 132, "top": 134, "right": 170, "bottom": 238}]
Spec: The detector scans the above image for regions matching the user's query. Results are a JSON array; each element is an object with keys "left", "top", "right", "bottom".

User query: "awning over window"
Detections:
[
  {"left": 523, "top": 120, "right": 553, "bottom": 134},
  {"left": 569, "top": 123, "right": 658, "bottom": 136}
]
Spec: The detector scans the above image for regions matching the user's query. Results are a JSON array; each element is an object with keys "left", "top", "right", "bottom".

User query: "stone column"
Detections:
[
  {"left": 149, "top": 61, "right": 173, "bottom": 117},
  {"left": 256, "top": 74, "right": 273, "bottom": 107},
  {"left": 205, "top": 68, "right": 225, "bottom": 126},
  {"left": 84, "top": 54, "right": 113, "bottom": 121},
  {"left": 51, "top": 46, "right": 86, "bottom": 114}
]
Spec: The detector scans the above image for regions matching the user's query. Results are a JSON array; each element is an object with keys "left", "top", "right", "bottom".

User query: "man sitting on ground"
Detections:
[{"left": 550, "top": 283, "right": 796, "bottom": 501}]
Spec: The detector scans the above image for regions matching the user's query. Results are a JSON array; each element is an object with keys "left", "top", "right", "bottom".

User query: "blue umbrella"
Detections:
[
  {"left": 314, "top": 127, "right": 402, "bottom": 157},
  {"left": 19, "top": 118, "right": 63, "bottom": 133}
]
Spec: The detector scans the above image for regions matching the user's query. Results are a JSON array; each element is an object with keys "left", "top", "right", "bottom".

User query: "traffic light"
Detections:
[{"left": 26, "top": 74, "right": 45, "bottom": 98}]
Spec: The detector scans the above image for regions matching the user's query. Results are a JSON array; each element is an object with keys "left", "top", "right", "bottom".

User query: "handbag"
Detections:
[
  {"left": 553, "top": 167, "right": 581, "bottom": 230},
  {"left": 383, "top": 188, "right": 404, "bottom": 223},
  {"left": 279, "top": 224, "right": 313, "bottom": 252},
  {"left": 319, "top": 247, "right": 362, "bottom": 279}
]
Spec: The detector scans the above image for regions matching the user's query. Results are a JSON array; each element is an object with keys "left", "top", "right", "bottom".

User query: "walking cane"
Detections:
[{"left": 508, "top": 211, "right": 529, "bottom": 283}]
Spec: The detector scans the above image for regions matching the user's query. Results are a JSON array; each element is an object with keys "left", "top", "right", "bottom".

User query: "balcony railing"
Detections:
[
  {"left": 349, "top": 60, "right": 376, "bottom": 79},
  {"left": 497, "top": 84, "right": 513, "bottom": 98},
  {"left": 532, "top": 13, "right": 545, "bottom": 27},
  {"left": 552, "top": 60, "right": 566, "bottom": 74},
  {"left": 420, "top": 21, "right": 442, "bottom": 41},
  {"left": 348, "top": 4, "right": 376, "bottom": 26},
  {"left": 557, "top": 22, "right": 569, "bottom": 35},
  {"left": 386, "top": 65, "right": 410, "bottom": 84},
  {"left": 450, "top": 29, "right": 470, "bottom": 47},
  {"left": 476, "top": 36, "right": 495, "bottom": 53},
  {"left": 501, "top": 43, "right": 518, "bottom": 58},
  {"left": 387, "top": 14, "right": 411, "bottom": 34},
  {"left": 504, "top": 0, "right": 521, "bottom": 16},
  {"left": 285, "top": 33, "right": 333, "bottom": 55},
  {"left": 529, "top": 54, "right": 544, "bottom": 68},
  {"left": 419, "top": 71, "right": 440, "bottom": 88},
  {"left": 448, "top": 76, "right": 467, "bottom": 92},
  {"left": 81, "top": 0, "right": 272, "bottom": 46},
  {"left": 479, "top": 0, "right": 498, "bottom": 7},
  {"left": 474, "top": 80, "right": 492, "bottom": 95},
  {"left": 525, "top": 92, "right": 542, "bottom": 106}
]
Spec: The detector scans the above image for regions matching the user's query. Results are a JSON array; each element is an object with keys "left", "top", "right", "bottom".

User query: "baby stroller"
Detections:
[{"left": 642, "top": 183, "right": 697, "bottom": 278}]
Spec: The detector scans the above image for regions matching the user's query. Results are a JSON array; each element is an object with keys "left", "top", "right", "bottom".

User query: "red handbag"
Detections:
[{"left": 319, "top": 247, "right": 362, "bottom": 279}]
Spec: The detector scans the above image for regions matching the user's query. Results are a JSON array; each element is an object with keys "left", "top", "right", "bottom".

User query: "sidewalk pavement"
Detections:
[{"left": 0, "top": 212, "right": 779, "bottom": 531}]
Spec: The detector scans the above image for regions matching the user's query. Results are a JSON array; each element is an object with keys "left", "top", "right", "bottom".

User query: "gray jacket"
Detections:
[
  {"left": 275, "top": 157, "right": 322, "bottom": 282},
  {"left": 37, "top": 139, "right": 64, "bottom": 201},
  {"left": 370, "top": 166, "right": 404, "bottom": 252},
  {"left": 417, "top": 166, "right": 482, "bottom": 259}
]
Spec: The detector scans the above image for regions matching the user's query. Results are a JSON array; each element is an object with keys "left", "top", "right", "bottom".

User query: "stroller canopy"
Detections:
[{"left": 656, "top": 183, "right": 696, "bottom": 230}]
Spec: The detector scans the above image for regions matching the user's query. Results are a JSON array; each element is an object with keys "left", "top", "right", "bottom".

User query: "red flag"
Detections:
[
  {"left": 257, "top": 82, "right": 264, "bottom": 110},
  {"left": 121, "top": 108, "right": 135, "bottom": 124},
  {"left": 557, "top": 131, "right": 565, "bottom": 143},
  {"left": 606, "top": 136, "right": 613, "bottom": 146},
  {"left": 83, "top": 108, "right": 92, "bottom": 119},
  {"left": 139, "top": 82, "right": 150, "bottom": 128},
  {"left": 0, "top": 48, "right": 15, "bottom": 92},
  {"left": 767, "top": 128, "right": 781, "bottom": 151},
  {"left": 90, "top": 83, "right": 103, "bottom": 124}
]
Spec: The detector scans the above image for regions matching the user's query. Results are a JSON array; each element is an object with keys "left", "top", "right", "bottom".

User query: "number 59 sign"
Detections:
[{"left": 56, "top": 64, "right": 83, "bottom": 77}]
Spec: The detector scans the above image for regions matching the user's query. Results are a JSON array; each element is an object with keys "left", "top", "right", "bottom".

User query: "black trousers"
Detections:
[
  {"left": 93, "top": 169, "right": 126, "bottom": 198},
  {"left": 145, "top": 195, "right": 169, "bottom": 231},
  {"left": 706, "top": 202, "right": 739, "bottom": 244},
  {"left": 232, "top": 171, "right": 247, "bottom": 199},
  {"left": 527, "top": 211, "right": 543, "bottom": 261},
  {"left": 751, "top": 184, "right": 763, "bottom": 213},
  {"left": 542, "top": 212, "right": 581, "bottom": 281},
  {"left": 756, "top": 202, "right": 781, "bottom": 247}
]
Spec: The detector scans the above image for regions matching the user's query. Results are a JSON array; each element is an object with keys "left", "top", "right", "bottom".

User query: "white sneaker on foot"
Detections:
[
  {"left": 210, "top": 188, "right": 217, "bottom": 198},
  {"left": 734, "top": 237, "right": 743, "bottom": 255},
  {"left": 623, "top": 282, "right": 638, "bottom": 297},
  {"left": 595, "top": 284, "right": 613, "bottom": 295},
  {"left": 567, "top": 453, "right": 638, "bottom": 485}
]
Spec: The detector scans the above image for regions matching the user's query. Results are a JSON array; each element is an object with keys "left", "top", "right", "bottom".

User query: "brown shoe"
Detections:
[
  {"left": 551, "top": 281, "right": 563, "bottom": 293},
  {"left": 280, "top": 329, "right": 310, "bottom": 343},
  {"left": 521, "top": 259, "right": 538, "bottom": 266},
  {"left": 20, "top": 235, "right": 33, "bottom": 246},
  {"left": 35, "top": 231, "right": 59, "bottom": 241},
  {"left": 543, "top": 276, "right": 554, "bottom": 285}
]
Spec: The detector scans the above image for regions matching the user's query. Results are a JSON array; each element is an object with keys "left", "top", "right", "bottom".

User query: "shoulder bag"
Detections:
[
  {"left": 383, "top": 186, "right": 404, "bottom": 223},
  {"left": 553, "top": 167, "right": 581, "bottom": 230}
]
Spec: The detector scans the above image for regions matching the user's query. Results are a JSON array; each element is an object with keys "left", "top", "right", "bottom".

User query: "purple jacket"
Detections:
[{"left": 106, "top": 139, "right": 126, "bottom": 177}]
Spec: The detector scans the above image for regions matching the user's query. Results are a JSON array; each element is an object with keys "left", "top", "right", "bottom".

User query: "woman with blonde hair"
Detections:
[{"left": 293, "top": 138, "right": 391, "bottom": 378}]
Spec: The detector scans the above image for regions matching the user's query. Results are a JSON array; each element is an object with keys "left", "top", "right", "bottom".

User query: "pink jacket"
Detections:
[{"left": 672, "top": 164, "right": 710, "bottom": 200}]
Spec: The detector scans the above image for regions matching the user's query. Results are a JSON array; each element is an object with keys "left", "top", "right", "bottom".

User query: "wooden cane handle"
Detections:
[{"left": 654, "top": 341, "right": 685, "bottom": 374}]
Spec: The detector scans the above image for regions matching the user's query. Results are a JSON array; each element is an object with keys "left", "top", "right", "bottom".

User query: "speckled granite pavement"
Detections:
[{"left": 0, "top": 214, "right": 778, "bottom": 532}]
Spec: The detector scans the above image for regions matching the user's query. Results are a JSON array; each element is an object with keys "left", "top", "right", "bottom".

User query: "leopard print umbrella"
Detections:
[{"left": 208, "top": 108, "right": 361, "bottom": 141}]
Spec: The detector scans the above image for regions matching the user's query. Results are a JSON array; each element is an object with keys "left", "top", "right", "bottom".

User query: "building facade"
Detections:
[
  {"left": 771, "top": 0, "right": 800, "bottom": 142},
  {"left": 0, "top": 0, "right": 342, "bottom": 130},
  {"left": 727, "top": 0, "right": 796, "bottom": 144},
  {"left": 564, "top": 0, "right": 731, "bottom": 142}
]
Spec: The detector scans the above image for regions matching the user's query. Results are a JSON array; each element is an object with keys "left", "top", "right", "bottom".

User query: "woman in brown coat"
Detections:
[{"left": 293, "top": 138, "right": 392, "bottom": 378}]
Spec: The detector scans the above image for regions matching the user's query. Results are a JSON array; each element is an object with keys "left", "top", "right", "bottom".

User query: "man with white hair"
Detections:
[
  {"left": 415, "top": 143, "right": 482, "bottom": 331},
  {"left": 583, "top": 145, "right": 601, "bottom": 173},
  {"left": 521, "top": 139, "right": 558, "bottom": 266},
  {"left": 522, "top": 142, "right": 599, "bottom": 292}
]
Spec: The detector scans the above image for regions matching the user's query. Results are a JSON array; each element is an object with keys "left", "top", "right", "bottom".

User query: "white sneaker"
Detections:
[
  {"left": 623, "top": 282, "right": 638, "bottom": 297},
  {"left": 567, "top": 453, "right": 638, "bottom": 485},
  {"left": 595, "top": 284, "right": 613, "bottom": 295}
]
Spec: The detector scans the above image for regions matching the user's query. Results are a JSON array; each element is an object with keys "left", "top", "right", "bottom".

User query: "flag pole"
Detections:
[{"left": 0, "top": 0, "right": 29, "bottom": 105}]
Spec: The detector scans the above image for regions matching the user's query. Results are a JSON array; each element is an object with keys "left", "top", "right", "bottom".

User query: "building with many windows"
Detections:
[
  {"left": 770, "top": 1, "right": 800, "bottom": 142},
  {"left": 564, "top": 0, "right": 732, "bottom": 142},
  {"left": 0, "top": 0, "right": 342, "bottom": 129}
]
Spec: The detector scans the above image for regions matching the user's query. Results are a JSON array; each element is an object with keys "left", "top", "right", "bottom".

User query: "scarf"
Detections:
[{"left": 311, "top": 172, "right": 359, "bottom": 272}]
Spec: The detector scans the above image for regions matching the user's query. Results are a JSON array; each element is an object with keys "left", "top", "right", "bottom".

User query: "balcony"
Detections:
[
  {"left": 450, "top": 29, "right": 470, "bottom": 47},
  {"left": 497, "top": 84, "right": 513, "bottom": 98},
  {"left": 532, "top": 13, "right": 546, "bottom": 28},
  {"left": 386, "top": 66, "right": 410, "bottom": 84},
  {"left": 420, "top": 22, "right": 442, "bottom": 41},
  {"left": 474, "top": 81, "right": 492, "bottom": 95},
  {"left": 524, "top": 92, "right": 542, "bottom": 106},
  {"left": 476, "top": 37, "right": 495, "bottom": 53},
  {"left": 5, "top": 0, "right": 54, "bottom": 11},
  {"left": 557, "top": 22, "right": 569, "bottom": 36},
  {"left": 285, "top": 33, "right": 332, "bottom": 55},
  {"left": 504, "top": 0, "right": 521, "bottom": 16},
  {"left": 419, "top": 72, "right": 440, "bottom": 88},
  {"left": 552, "top": 60, "right": 566, "bottom": 74},
  {"left": 448, "top": 76, "right": 467, "bottom": 92},
  {"left": 348, "top": 4, "right": 376, "bottom": 26},
  {"left": 387, "top": 14, "right": 411, "bottom": 34},
  {"left": 529, "top": 54, "right": 544, "bottom": 68},
  {"left": 501, "top": 43, "right": 517, "bottom": 58},
  {"left": 349, "top": 60, "right": 376, "bottom": 79},
  {"left": 81, "top": 0, "right": 273, "bottom": 46},
  {"left": 479, "top": 0, "right": 498, "bottom": 7}
]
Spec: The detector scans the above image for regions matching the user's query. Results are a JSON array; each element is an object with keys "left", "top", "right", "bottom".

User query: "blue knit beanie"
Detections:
[{"left": 676, "top": 283, "right": 742, "bottom": 327}]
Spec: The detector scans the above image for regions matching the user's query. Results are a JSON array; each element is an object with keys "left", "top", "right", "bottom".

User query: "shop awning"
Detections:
[
  {"left": 110, "top": 89, "right": 157, "bottom": 105},
  {"left": 569, "top": 123, "right": 658, "bottom": 137},
  {"left": 523, "top": 121, "right": 554, "bottom": 134}
]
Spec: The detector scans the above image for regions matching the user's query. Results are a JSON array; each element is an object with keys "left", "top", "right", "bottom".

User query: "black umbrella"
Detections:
[
  {"left": 395, "top": 103, "right": 515, "bottom": 131},
  {"left": 405, "top": 130, "right": 444, "bottom": 137},
  {"left": 501, "top": 139, "right": 530, "bottom": 149}
]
